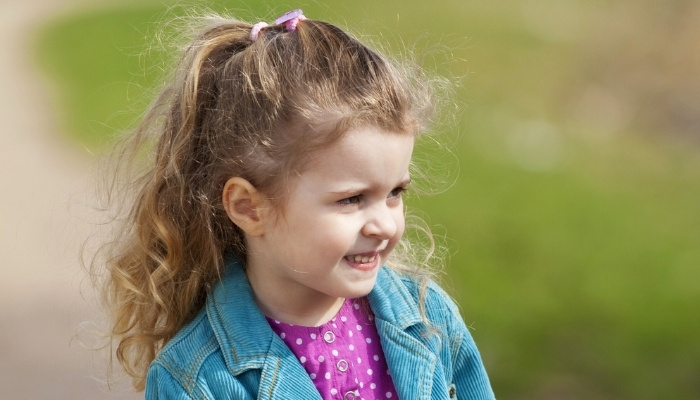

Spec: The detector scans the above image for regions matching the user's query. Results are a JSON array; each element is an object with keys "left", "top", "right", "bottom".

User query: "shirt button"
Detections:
[
  {"left": 343, "top": 391, "right": 357, "bottom": 400},
  {"left": 323, "top": 331, "right": 336, "bottom": 343},
  {"left": 336, "top": 359, "right": 349, "bottom": 372}
]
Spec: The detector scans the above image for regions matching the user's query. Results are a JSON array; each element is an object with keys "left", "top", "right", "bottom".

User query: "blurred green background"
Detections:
[{"left": 34, "top": 0, "right": 700, "bottom": 398}]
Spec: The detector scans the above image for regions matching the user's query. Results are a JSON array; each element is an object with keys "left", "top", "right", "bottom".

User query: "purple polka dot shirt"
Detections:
[{"left": 267, "top": 298, "right": 398, "bottom": 400}]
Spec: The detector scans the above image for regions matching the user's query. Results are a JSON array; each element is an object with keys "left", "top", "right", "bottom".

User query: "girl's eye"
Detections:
[
  {"left": 338, "top": 195, "right": 362, "bottom": 205},
  {"left": 389, "top": 186, "right": 407, "bottom": 198}
]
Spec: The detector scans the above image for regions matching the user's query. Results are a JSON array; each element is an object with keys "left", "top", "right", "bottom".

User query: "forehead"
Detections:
[{"left": 300, "top": 126, "right": 415, "bottom": 185}]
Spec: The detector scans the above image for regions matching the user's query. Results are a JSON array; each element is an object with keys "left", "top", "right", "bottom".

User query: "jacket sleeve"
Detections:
[
  {"left": 451, "top": 315, "right": 495, "bottom": 399},
  {"left": 145, "top": 363, "right": 193, "bottom": 400}
]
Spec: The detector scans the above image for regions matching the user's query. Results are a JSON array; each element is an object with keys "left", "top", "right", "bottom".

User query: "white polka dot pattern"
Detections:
[{"left": 267, "top": 298, "right": 397, "bottom": 399}]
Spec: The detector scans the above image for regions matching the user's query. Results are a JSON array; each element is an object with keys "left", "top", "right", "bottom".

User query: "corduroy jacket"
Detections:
[{"left": 145, "top": 259, "right": 495, "bottom": 399}]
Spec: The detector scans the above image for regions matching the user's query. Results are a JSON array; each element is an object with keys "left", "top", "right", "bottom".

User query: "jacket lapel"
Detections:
[
  {"left": 207, "top": 260, "right": 322, "bottom": 399},
  {"left": 369, "top": 268, "right": 438, "bottom": 399},
  {"left": 375, "top": 319, "right": 438, "bottom": 399},
  {"left": 256, "top": 340, "right": 322, "bottom": 400}
]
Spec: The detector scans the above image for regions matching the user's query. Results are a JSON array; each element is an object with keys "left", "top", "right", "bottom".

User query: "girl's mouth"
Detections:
[{"left": 343, "top": 252, "right": 380, "bottom": 271}]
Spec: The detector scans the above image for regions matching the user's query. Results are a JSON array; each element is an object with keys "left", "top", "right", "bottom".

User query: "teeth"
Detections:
[{"left": 350, "top": 255, "right": 376, "bottom": 263}]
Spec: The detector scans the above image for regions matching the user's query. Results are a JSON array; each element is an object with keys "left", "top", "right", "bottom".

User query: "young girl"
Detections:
[{"left": 100, "top": 9, "right": 495, "bottom": 399}]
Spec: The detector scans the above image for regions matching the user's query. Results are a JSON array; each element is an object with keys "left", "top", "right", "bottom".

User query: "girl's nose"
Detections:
[{"left": 362, "top": 205, "right": 398, "bottom": 240}]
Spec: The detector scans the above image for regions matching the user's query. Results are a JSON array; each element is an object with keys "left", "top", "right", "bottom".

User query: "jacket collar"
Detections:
[
  {"left": 206, "top": 259, "right": 272, "bottom": 373},
  {"left": 368, "top": 267, "right": 439, "bottom": 399},
  {"left": 206, "top": 258, "right": 434, "bottom": 398},
  {"left": 206, "top": 258, "right": 322, "bottom": 399},
  {"left": 367, "top": 266, "right": 424, "bottom": 330}
]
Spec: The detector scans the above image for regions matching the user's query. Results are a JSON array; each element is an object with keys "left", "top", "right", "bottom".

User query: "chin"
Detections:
[{"left": 343, "top": 280, "right": 377, "bottom": 299}]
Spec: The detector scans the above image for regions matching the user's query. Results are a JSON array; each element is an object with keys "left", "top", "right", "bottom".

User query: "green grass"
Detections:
[{"left": 34, "top": 1, "right": 700, "bottom": 398}]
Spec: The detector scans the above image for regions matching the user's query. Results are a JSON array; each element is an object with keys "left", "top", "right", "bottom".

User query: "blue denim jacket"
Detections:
[{"left": 146, "top": 260, "right": 495, "bottom": 399}]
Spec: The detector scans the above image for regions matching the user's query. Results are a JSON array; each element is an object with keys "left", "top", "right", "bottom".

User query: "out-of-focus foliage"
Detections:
[{"left": 35, "top": 1, "right": 700, "bottom": 398}]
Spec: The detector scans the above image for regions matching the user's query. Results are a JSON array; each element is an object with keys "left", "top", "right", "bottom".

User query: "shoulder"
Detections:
[
  {"left": 153, "top": 311, "right": 218, "bottom": 376},
  {"left": 374, "top": 267, "right": 474, "bottom": 355},
  {"left": 146, "top": 310, "right": 240, "bottom": 399},
  {"left": 146, "top": 311, "right": 217, "bottom": 395},
  {"left": 376, "top": 268, "right": 495, "bottom": 398}
]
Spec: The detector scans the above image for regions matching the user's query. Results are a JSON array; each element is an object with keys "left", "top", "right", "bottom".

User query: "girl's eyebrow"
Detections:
[
  {"left": 328, "top": 187, "right": 366, "bottom": 197},
  {"left": 328, "top": 178, "right": 412, "bottom": 196}
]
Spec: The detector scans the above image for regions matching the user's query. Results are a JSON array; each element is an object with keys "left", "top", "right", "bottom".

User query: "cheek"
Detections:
[
  {"left": 383, "top": 211, "right": 406, "bottom": 257},
  {"left": 306, "top": 218, "right": 353, "bottom": 254},
  {"left": 394, "top": 208, "right": 407, "bottom": 240}
]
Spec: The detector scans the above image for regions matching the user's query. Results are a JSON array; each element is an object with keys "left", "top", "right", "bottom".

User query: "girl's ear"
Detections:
[{"left": 222, "top": 177, "right": 271, "bottom": 236}]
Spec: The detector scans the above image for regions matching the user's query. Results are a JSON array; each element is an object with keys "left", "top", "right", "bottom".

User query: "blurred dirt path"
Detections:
[{"left": 0, "top": 0, "right": 141, "bottom": 398}]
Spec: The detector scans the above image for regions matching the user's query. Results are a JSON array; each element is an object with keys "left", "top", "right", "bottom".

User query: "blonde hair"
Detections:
[{"left": 96, "top": 13, "right": 441, "bottom": 391}]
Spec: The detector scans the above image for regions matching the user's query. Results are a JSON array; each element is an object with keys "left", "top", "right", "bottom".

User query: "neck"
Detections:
[{"left": 245, "top": 267, "right": 346, "bottom": 327}]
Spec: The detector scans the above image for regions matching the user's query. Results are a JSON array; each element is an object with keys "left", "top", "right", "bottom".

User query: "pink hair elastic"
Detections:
[
  {"left": 275, "top": 9, "right": 306, "bottom": 32},
  {"left": 250, "top": 9, "right": 306, "bottom": 42},
  {"left": 250, "top": 22, "right": 269, "bottom": 42}
]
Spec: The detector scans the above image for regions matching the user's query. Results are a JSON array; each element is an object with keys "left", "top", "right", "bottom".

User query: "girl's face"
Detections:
[{"left": 246, "top": 125, "right": 414, "bottom": 323}]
